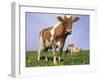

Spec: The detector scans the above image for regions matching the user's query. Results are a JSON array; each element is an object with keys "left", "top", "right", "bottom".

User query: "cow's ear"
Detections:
[
  {"left": 72, "top": 17, "right": 80, "bottom": 22},
  {"left": 57, "top": 16, "right": 63, "bottom": 21}
]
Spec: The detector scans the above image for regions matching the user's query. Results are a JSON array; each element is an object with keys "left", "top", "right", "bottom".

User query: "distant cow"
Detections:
[
  {"left": 37, "top": 15, "right": 80, "bottom": 65},
  {"left": 66, "top": 44, "right": 81, "bottom": 54}
]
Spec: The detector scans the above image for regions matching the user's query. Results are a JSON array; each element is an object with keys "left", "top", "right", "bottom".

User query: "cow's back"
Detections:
[{"left": 40, "top": 27, "right": 53, "bottom": 42}]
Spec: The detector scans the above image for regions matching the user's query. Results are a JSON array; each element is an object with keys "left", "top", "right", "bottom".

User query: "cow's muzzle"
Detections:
[{"left": 65, "top": 31, "right": 72, "bottom": 35}]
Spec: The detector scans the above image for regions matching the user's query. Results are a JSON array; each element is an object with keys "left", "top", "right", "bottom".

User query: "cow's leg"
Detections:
[
  {"left": 38, "top": 47, "right": 48, "bottom": 61},
  {"left": 45, "top": 51, "right": 48, "bottom": 61},
  {"left": 70, "top": 49, "right": 72, "bottom": 55},
  {"left": 53, "top": 48, "right": 57, "bottom": 65},
  {"left": 71, "top": 48, "right": 74, "bottom": 55},
  {"left": 52, "top": 40, "right": 57, "bottom": 65},
  {"left": 58, "top": 48, "right": 63, "bottom": 62},
  {"left": 37, "top": 49, "right": 41, "bottom": 61},
  {"left": 58, "top": 41, "right": 65, "bottom": 62},
  {"left": 44, "top": 48, "right": 48, "bottom": 61}
]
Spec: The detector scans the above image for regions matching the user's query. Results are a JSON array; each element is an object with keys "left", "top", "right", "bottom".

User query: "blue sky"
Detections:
[{"left": 25, "top": 12, "right": 89, "bottom": 51}]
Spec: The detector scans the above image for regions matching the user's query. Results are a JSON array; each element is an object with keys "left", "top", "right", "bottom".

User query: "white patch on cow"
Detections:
[
  {"left": 66, "top": 15, "right": 71, "bottom": 18},
  {"left": 56, "top": 41, "right": 60, "bottom": 47},
  {"left": 45, "top": 39, "right": 51, "bottom": 47},
  {"left": 50, "top": 22, "right": 61, "bottom": 41},
  {"left": 50, "top": 36, "right": 53, "bottom": 42}
]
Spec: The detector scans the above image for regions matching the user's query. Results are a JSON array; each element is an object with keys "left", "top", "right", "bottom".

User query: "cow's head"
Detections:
[{"left": 57, "top": 15, "right": 80, "bottom": 34}]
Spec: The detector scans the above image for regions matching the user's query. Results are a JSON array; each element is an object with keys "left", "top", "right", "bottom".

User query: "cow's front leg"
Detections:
[
  {"left": 52, "top": 40, "right": 57, "bottom": 65},
  {"left": 45, "top": 51, "right": 48, "bottom": 61},
  {"left": 58, "top": 48, "right": 63, "bottom": 62},
  {"left": 58, "top": 41, "right": 65, "bottom": 62},
  {"left": 53, "top": 48, "right": 57, "bottom": 65}
]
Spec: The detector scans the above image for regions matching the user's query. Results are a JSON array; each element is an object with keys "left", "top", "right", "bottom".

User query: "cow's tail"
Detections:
[
  {"left": 39, "top": 32, "right": 44, "bottom": 49},
  {"left": 37, "top": 31, "right": 43, "bottom": 61}
]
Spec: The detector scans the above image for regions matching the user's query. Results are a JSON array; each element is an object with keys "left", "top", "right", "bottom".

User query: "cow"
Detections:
[
  {"left": 66, "top": 44, "right": 81, "bottom": 54},
  {"left": 37, "top": 15, "right": 80, "bottom": 65}
]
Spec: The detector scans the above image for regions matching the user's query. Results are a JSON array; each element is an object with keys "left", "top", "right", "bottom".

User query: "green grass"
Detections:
[{"left": 26, "top": 50, "right": 90, "bottom": 67}]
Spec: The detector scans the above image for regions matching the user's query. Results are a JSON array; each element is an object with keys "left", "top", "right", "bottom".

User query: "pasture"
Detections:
[{"left": 26, "top": 50, "right": 89, "bottom": 67}]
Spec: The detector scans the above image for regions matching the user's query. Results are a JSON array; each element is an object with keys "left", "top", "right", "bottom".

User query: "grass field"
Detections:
[{"left": 26, "top": 50, "right": 90, "bottom": 67}]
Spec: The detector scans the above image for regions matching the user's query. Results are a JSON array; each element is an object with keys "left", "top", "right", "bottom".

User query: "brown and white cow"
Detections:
[
  {"left": 66, "top": 44, "right": 81, "bottom": 54},
  {"left": 37, "top": 15, "right": 80, "bottom": 65}
]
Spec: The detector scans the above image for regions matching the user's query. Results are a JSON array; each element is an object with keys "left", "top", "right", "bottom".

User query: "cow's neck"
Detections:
[
  {"left": 61, "top": 33, "right": 69, "bottom": 42},
  {"left": 50, "top": 21, "right": 69, "bottom": 43},
  {"left": 52, "top": 21, "right": 66, "bottom": 36}
]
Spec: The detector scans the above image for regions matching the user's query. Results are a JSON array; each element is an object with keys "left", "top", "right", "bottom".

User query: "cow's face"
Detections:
[{"left": 57, "top": 15, "right": 80, "bottom": 34}]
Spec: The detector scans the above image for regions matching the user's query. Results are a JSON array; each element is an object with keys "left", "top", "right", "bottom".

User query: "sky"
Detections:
[{"left": 25, "top": 12, "right": 89, "bottom": 51}]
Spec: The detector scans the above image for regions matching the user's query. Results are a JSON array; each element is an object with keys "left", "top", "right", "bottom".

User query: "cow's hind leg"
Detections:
[
  {"left": 37, "top": 49, "right": 41, "bottom": 61},
  {"left": 38, "top": 48, "right": 48, "bottom": 61}
]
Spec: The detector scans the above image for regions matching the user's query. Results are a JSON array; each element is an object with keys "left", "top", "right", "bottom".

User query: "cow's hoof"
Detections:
[
  {"left": 37, "top": 58, "right": 40, "bottom": 61},
  {"left": 45, "top": 57, "right": 48, "bottom": 61}
]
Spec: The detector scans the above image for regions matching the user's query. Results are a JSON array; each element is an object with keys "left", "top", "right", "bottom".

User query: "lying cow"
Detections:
[{"left": 66, "top": 44, "right": 81, "bottom": 54}]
